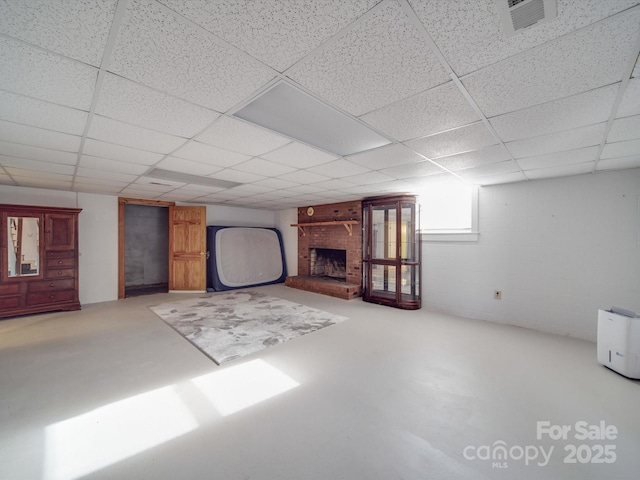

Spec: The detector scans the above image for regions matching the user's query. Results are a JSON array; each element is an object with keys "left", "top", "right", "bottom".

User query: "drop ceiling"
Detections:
[{"left": 0, "top": 0, "right": 639, "bottom": 210}]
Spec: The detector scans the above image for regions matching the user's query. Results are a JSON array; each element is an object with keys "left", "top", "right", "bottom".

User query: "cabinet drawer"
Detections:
[
  {"left": 28, "top": 279, "right": 75, "bottom": 292},
  {"left": 27, "top": 290, "right": 76, "bottom": 306},
  {"left": 46, "top": 250, "right": 75, "bottom": 258},
  {"left": 0, "top": 296, "right": 21, "bottom": 309},
  {"left": 0, "top": 283, "right": 20, "bottom": 295},
  {"left": 45, "top": 268, "right": 75, "bottom": 279},
  {"left": 46, "top": 257, "right": 75, "bottom": 268}
]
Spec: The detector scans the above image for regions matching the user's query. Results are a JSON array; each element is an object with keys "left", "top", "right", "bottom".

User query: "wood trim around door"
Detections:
[{"left": 118, "top": 197, "right": 175, "bottom": 299}]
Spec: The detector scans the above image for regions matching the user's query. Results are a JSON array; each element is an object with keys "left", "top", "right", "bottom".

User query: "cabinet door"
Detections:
[{"left": 45, "top": 213, "right": 76, "bottom": 250}]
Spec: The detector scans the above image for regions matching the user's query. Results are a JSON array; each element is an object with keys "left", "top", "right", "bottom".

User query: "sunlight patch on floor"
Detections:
[
  {"left": 191, "top": 359, "right": 300, "bottom": 416},
  {"left": 43, "top": 359, "right": 299, "bottom": 479},
  {"left": 43, "top": 385, "right": 198, "bottom": 480}
]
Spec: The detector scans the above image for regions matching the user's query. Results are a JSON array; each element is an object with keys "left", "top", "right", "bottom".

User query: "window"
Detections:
[{"left": 419, "top": 179, "right": 479, "bottom": 241}]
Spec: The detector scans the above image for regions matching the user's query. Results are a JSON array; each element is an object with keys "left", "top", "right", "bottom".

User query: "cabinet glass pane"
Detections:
[
  {"left": 400, "top": 204, "right": 415, "bottom": 261},
  {"left": 400, "top": 265, "right": 419, "bottom": 301},
  {"left": 372, "top": 206, "right": 396, "bottom": 259},
  {"left": 371, "top": 264, "right": 396, "bottom": 297}
]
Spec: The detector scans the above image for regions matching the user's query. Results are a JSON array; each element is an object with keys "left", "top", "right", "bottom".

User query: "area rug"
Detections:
[{"left": 149, "top": 290, "right": 348, "bottom": 365}]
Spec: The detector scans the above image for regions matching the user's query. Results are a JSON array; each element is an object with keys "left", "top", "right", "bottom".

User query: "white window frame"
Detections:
[{"left": 420, "top": 185, "right": 479, "bottom": 242}]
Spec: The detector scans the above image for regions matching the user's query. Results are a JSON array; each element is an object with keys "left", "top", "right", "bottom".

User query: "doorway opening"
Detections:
[
  {"left": 118, "top": 198, "right": 174, "bottom": 299},
  {"left": 124, "top": 204, "right": 169, "bottom": 297}
]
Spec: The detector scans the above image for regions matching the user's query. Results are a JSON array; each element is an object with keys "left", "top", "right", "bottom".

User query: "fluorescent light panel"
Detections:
[
  {"left": 145, "top": 168, "right": 241, "bottom": 189},
  {"left": 233, "top": 81, "right": 391, "bottom": 156}
]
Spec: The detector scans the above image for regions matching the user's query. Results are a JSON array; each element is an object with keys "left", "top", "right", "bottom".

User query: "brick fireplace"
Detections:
[{"left": 285, "top": 200, "right": 363, "bottom": 300}]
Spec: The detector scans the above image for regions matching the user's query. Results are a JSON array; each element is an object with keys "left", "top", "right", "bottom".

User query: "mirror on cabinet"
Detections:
[{"left": 7, "top": 216, "right": 40, "bottom": 277}]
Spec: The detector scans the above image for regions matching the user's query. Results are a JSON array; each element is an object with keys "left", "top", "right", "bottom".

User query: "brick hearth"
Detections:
[{"left": 285, "top": 200, "right": 363, "bottom": 299}]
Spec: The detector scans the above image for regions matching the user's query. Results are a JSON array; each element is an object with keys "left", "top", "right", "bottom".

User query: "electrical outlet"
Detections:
[{"left": 494, "top": 290, "right": 502, "bottom": 300}]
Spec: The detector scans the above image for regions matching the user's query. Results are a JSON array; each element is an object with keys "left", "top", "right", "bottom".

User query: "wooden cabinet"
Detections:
[
  {"left": 362, "top": 195, "right": 421, "bottom": 310},
  {"left": 0, "top": 204, "right": 81, "bottom": 319}
]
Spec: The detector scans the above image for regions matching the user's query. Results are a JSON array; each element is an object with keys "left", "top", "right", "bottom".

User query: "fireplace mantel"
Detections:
[{"left": 291, "top": 220, "right": 358, "bottom": 236}]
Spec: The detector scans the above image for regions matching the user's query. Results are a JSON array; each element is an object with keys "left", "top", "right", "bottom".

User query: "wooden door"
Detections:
[{"left": 168, "top": 206, "right": 206, "bottom": 292}]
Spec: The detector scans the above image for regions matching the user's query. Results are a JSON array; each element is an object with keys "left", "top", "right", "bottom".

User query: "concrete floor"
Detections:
[{"left": 1, "top": 284, "right": 639, "bottom": 480}]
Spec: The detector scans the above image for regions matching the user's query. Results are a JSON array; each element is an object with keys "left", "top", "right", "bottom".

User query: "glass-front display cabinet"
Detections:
[{"left": 362, "top": 195, "right": 421, "bottom": 310}]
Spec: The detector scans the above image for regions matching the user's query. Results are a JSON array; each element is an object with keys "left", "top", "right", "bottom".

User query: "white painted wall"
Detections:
[
  {"left": 77, "top": 193, "right": 119, "bottom": 304},
  {"left": 423, "top": 168, "right": 640, "bottom": 342},
  {"left": 275, "top": 208, "right": 298, "bottom": 276},
  {"left": 206, "top": 204, "right": 275, "bottom": 227}
]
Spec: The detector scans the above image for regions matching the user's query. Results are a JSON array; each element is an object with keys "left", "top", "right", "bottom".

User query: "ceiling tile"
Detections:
[
  {"left": 83, "top": 138, "right": 163, "bottom": 165},
  {"left": 173, "top": 184, "right": 227, "bottom": 194},
  {"left": 96, "top": 74, "right": 220, "bottom": 137},
  {"left": 306, "top": 159, "right": 372, "bottom": 178},
  {"left": 262, "top": 142, "right": 337, "bottom": 168},
  {"left": 405, "top": 121, "right": 497, "bottom": 159},
  {"left": 109, "top": 0, "right": 275, "bottom": 111},
  {"left": 309, "top": 179, "right": 359, "bottom": 190},
  {"left": 435, "top": 145, "right": 512, "bottom": 171},
  {"left": 283, "top": 184, "right": 327, "bottom": 195},
  {"left": 455, "top": 160, "right": 521, "bottom": 182},
  {"left": 233, "top": 158, "right": 296, "bottom": 176},
  {"left": 275, "top": 170, "right": 330, "bottom": 185},
  {"left": 156, "top": 191, "right": 203, "bottom": 202},
  {"left": 341, "top": 170, "right": 396, "bottom": 185},
  {"left": 0, "top": 37, "right": 97, "bottom": 110},
  {"left": 11, "top": 176, "right": 73, "bottom": 189},
  {"left": 172, "top": 141, "right": 250, "bottom": 167},
  {"left": 525, "top": 162, "right": 595, "bottom": 180},
  {"left": 596, "top": 155, "right": 640, "bottom": 171},
  {"left": 601, "top": 139, "right": 640, "bottom": 159},
  {"left": 607, "top": 115, "right": 640, "bottom": 143},
  {"left": 360, "top": 82, "right": 480, "bottom": 141},
  {"left": 0, "top": 91, "right": 88, "bottom": 135},
  {"left": 75, "top": 167, "right": 137, "bottom": 183},
  {"left": 0, "top": 140, "right": 77, "bottom": 165},
  {"left": 5, "top": 168, "right": 73, "bottom": 182},
  {"left": 117, "top": 188, "right": 162, "bottom": 199},
  {"left": 79, "top": 155, "right": 149, "bottom": 175},
  {"left": 410, "top": 0, "right": 640, "bottom": 76},
  {"left": 251, "top": 178, "right": 301, "bottom": 190},
  {"left": 462, "top": 10, "right": 640, "bottom": 117},
  {"left": 73, "top": 183, "right": 123, "bottom": 195},
  {"left": 379, "top": 160, "right": 447, "bottom": 179},
  {"left": 288, "top": 0, "right": 449, "bottom": 116},
  {"left": 156, "top": 157, "right": 223, "bottom": 176},
  {"left": 518, "top": 146, "right": 599, "bottom": 171},
  {"left": 210, "top": 169, "right": 267, "bottom": 184},
  {"left": 0, "top": 121, "right": 80, "bottom": 152},
  {"left": 0, "top": 0, "right": 117, "bottom": 66},
  {"left": 88, "top": 115, "right": 186, "bottom": 154},
  {"left": 490, "top": 84, "right": 618, "bottom": 142},
  {"left": 159, "top": 0, "right": 378, "bottom": 72},
  {"left": 0, "top": 155, "right": 76, "bottom": 175},
  {"left": 347, "top": 144, "right": 424, "bottom": 170},
  {"left": 506, "top": 123, "right": 606, "bottom": 159},
  {"left": 617, "top": 77, "right": 640, "bottom": 118},
  {"left": 473, "top": 171, "right": 528, "bottom": 186},
  {"left": 223, "top": 184, "right": 273, "bottom": 195},
  {"left": 198, "top": 116, "right": 291, "bottom": 156}
]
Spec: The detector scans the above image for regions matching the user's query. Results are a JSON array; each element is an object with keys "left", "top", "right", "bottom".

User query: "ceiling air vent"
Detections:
[{"left": 495, "top": 0, "right": 557, "bottom": 38}]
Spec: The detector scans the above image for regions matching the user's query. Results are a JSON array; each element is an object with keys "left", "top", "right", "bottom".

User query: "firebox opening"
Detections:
[{"left": 310, "top": 248, "right": 347, "bottom": 281}]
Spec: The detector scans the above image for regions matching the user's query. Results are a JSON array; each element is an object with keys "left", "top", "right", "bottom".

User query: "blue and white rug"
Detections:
[{"left": 150, "top": 290, "right": 347, "bottom": 364}]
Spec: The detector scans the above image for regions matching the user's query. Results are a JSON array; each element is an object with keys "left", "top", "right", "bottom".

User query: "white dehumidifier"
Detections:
[{"left": 597, "top": 307, "right": 640, "bottom": 379}]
